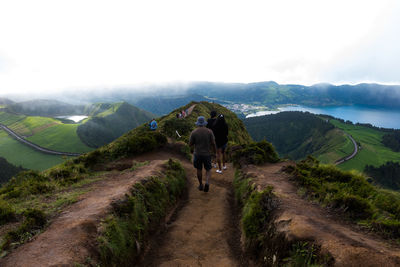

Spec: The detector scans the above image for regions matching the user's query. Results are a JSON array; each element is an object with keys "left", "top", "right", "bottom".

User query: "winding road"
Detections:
[
  {"left": 335, "top": 132, "right": 358, "bottom": 165},
  {"left": 0, "top": 123, "right": 82, "bottom": 157}
]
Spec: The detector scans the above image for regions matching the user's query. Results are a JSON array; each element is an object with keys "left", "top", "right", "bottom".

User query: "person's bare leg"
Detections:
[
  {"left": 205, "top": 169, "right": 211, "bottom": 184},
  {"left": 197, "top": 169, "right": 202, "bottom": 186},
  {"left": 222, "top": 150, "right": 226, "bottom": 168},
  {"left": 217, "top": 149, "right": 222, "bottom": 171}
]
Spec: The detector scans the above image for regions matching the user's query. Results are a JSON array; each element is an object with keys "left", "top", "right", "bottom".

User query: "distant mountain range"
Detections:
[{"left": 2, "top": 81, "right": 400, "bottom": 116}]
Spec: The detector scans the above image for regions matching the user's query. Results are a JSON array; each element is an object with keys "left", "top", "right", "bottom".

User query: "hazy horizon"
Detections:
[{"left": 1, "top": 0, "right": 400, "bottom": 95}]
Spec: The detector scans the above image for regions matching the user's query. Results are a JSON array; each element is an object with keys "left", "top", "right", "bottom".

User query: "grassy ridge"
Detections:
[
  {"left": 159, "top": 101, "right": 252, "bottom": 145},
  {"left": 330, "top": 119, "right": 400, "bottom": 171}
]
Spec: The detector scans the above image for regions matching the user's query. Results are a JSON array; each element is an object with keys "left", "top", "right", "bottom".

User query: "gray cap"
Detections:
[{"left": 195, "top": 116, "right": 207, "bottom": 126}]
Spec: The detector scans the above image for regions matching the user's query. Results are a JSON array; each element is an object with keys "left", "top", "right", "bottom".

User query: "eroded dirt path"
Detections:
[
  {"left": 245, "top": 162, "right": 400, "bottom": 266},
  {"left": 137, "top": 152, "right": 243, "bottom": 266},
  {"left": 0, "top": 160, "right": 167, "bottom": 267}
]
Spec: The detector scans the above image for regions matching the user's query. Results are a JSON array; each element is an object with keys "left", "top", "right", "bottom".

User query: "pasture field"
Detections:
[
  {"left": 27, "top": 122, "right": 92, "bottom": 153},
  {"left": 330, "top": 119, "right": 400, "bottom": 171},
  {"left": 314, "top": 128, "right": 355, "bottom": 164},
  {"left": 0, "top": 131, "right": 69, "bottom": 170},
  {"left": 2, "top": 113, "right": 92, "bottom": 153},
  {"left": 0, "top": 112, "right": 25, "bottom": 125}
]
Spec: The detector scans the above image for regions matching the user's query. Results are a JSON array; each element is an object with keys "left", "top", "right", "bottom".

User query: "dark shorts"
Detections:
[
  {"left": 217, "top": 143, "right": 227, "bottom": 152},
  {"left": 193, "top": 154, "right": 212, "bottom": 170}
]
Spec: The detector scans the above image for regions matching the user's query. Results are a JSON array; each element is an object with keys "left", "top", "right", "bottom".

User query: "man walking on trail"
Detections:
[{"left": 189, "top": 116, "right": 217, "bottom": 192}]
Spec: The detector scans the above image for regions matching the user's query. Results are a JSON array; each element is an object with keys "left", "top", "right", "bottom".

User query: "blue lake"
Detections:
[{"left": 247, "top": 105, "right": 400, "bottom": 129}]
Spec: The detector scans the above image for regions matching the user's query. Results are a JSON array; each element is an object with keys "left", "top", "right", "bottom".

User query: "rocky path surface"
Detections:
[{"left": 244, "top": 162, "right": 400, "bottom": 266}]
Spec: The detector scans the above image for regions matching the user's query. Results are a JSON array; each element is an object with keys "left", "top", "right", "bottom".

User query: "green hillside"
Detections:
[
  {"left": 329, "top": 119, "right": 400, "bottom": 171},
  {"left": 244, "top": 112, "right": 400, "bottom": 173},
  {"left": 0, "top": 113, "right": 92, "bottom": 153},
  {"left": 0, "top": 131, "right": 69, "bottom": 170},
  {"left": 7, "top": 99, "right": 86, "bottom": 116},
  {"left": 158, "top": 101, "right": 252, "bottom": 145},
  {"left": 77, "top": 102, "right": 154, "bottom": 148},
  {"left": 244, "top": 111, "right": 350, "bottom": 162}
]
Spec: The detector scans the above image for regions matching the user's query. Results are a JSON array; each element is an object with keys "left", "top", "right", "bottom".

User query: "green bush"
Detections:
[
  {"left": 0, "top": 170, "right": 54, "bottom": 199},
  {"left": 0, "top": 200, "right": 16, "bottom": 225},
  {"left": 231, "top": 140, "right": 279, "bottom": 166}
]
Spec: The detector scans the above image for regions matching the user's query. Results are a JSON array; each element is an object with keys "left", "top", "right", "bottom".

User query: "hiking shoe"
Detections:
[
  {"left": 216, "top": 169, "right": 222, "bottom": 174},
  {"left": 223, "top": 165, "right": 227, "bottom": 170},
  {"left": 198, "top": 184, "right": 204, "bottom": 191},
  {"left": 204, "top": 183, "right": 209, "bottom": 192}
]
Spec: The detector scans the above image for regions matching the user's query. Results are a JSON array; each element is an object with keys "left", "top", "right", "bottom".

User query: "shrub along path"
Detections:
[{"left": 242, "top": 161, "right": 400, "bottom": 266}]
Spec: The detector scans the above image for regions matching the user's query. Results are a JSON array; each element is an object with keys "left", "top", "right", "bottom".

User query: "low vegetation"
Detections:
[
  {"left": 285, "top": 156, "right": 400, "bottom": 238},
  {"left": 97, "top": 159, "right": 186, "bottom": 266},
  {"left": 75, "top": 126, "right": 167, "bottom": 168},
  {"left": 230, "top": 140, "right": 279, "bottom": 167},
  {"left": 233, "top": 171, "right": 329, "bottom": 266}
]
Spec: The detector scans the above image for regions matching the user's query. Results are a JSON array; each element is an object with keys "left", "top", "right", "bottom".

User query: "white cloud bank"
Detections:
[{"left": 0, "top": 0, "right": 399, "bottom": 94}]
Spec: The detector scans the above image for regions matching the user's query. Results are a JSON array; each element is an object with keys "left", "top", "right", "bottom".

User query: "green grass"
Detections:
[
  {"left": 27, "top": 123, "right": 92, "bottom": 153},
  {"left": 0, "top": 112, "right": 25, "bottom": 125},
  {"left": 287, "top": 156, "right": 400, "bottom": 239},
  {"left": 329, "top": 120, "right": 400, "bottom": 171},
  {"left": 314, "top": 128, "right": 354, "bottom": 164},
  {"left": 0, "top": 131, "right": 69, "bottom": 171}
]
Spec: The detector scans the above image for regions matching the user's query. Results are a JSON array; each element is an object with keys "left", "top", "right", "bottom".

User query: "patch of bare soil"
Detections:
[
  {"left": 243, "top": 161, "right": 400, "bottom": 267},
  {"left": 0, "top": 160, "right": 167, "bottom": 267}
]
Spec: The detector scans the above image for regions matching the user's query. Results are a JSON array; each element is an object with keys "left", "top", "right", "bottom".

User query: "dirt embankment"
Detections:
[{"left": 242, "top": 161, "right": 400, "bottom": 266}]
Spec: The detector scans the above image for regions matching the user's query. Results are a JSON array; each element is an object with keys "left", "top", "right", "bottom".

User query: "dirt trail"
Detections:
[
  {"left": 136, "top": 151, "right": 243, "bottom": 266},
  {"left": 244, "top": 162, "right": 400, "bottom": 266},
  {"left": 0, "top": 150, "right": 243, "bottom": 266},
  {"left": 0, "top": 160, "right": 167, "bottom": 267}
]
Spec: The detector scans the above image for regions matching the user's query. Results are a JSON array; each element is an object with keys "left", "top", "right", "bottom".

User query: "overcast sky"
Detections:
[{"left": 0, "top": 0, "right": 399, "bottom": 94}]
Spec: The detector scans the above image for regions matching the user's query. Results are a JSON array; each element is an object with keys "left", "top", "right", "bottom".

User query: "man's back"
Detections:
[{"left": 189, "top": 127, "right": 215, "bottom": 156}]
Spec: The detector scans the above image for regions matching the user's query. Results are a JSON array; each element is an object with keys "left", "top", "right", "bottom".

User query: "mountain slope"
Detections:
[
  {"left": 7, "top": 99, "right": 86, "bottom": 116},
  {"left": 0, "top": 157, "right": 25, "bottom": 184},
  {"left": 244, "top": 111, "right": 348, "bottom": 161},
  {"left": 77, "top": 102, "right": 154, "bottom": 148}
]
